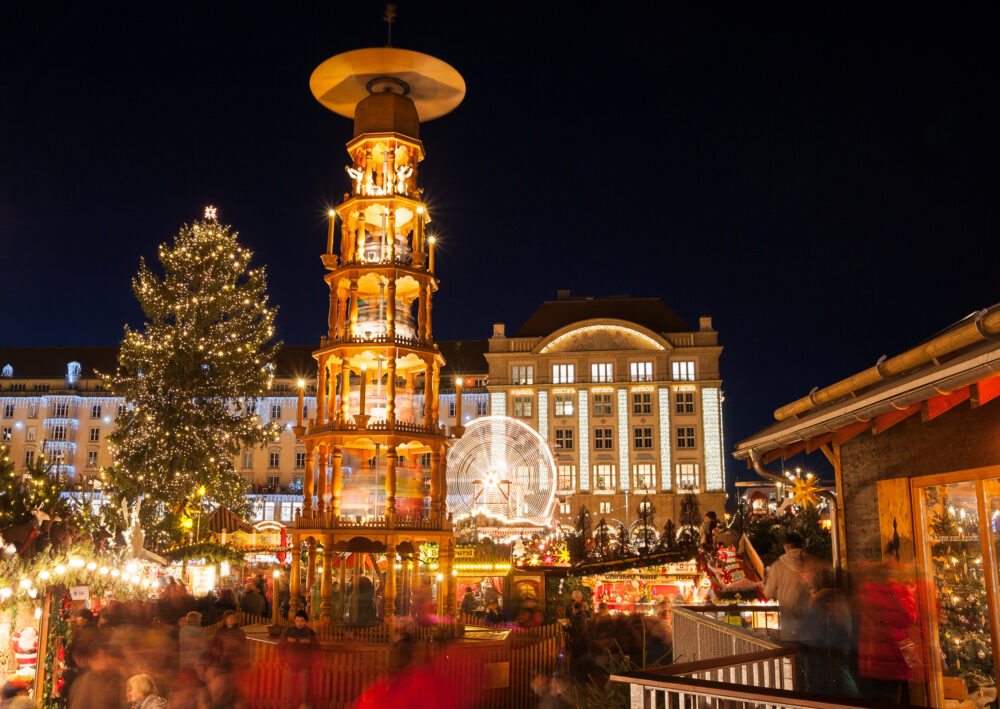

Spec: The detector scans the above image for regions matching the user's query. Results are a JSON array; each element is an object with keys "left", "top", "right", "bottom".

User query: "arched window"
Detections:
[
  {"left": 1, "top": 364, "right": 12, "bottom": 378},
  {"left": 67, "top": 361, "right": 82, "bottom": 383}
]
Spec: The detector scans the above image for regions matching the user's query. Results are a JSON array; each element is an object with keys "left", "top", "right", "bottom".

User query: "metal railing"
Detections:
[
  {"left": 671, "top": 607, "right": 782, "bottom": 665},
  {"left": 612, "top": 648, "right": 923, "bottom": 709}
]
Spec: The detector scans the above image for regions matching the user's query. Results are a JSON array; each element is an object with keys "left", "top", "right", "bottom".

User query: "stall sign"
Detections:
[{"left": 70, "top": 586, "right": 89, "bottom": 601}]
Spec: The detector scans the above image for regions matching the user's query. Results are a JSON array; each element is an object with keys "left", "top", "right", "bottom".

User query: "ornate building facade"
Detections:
[{"left": 484, "top": 292, "right": 727, "bottom": 530}]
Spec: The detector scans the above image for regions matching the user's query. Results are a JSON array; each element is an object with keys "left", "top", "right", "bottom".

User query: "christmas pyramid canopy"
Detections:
[{"left": 204, "top": 505, "right": 253, "bottom": 534}]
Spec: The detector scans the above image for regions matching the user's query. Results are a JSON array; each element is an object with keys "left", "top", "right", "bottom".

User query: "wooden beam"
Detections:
[
  {"left": 805, "top": 433, "right": 833, "bottom": 454},
  {"left": 833, "top": 420, "right": 870, "bottom": 445},
  {"left": 872, "top": 403, "right": 920, "bottom": 434},
  {"left": 923, "top": 386, "right": 970, "bottom": 421},
  {"left": 972, "top": 374, "right": 1000, "bottom": 409}
]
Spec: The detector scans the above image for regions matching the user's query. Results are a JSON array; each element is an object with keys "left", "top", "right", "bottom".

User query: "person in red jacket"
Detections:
[
  {"left": 278, "top": 610, "right": 320, "bottom": 709},
  {"left": 857, "top": 562, "right": 918, "bottom": 704}
]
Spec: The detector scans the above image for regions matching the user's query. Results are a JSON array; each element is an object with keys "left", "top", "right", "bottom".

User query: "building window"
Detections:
[
  {"left": 559, "top": 503, "right": 571, "bottom": 515},
  {"left": 33, "top": 384, "right": 49, "bottom": 392},
  {"left": 591, "top": 363, "right": 613, "bottom": 383},
  {"left": 557, "top": 464, "right": 576, "bottom": 490},
  {"left": 91, "top": 404, "right": 102, "bottom": 419},
  {"left": 511, "top": 366, "right": 534, "bottom": 385},
  {"left": 51, "top": 425, "right": 67, "bottom": 441},
  {"left": 676, "top": 462, "right": 699, "bottom": 489},
  {"left": 513, "top": 396, "right": 533, "bottom": 418},
  {"left": 295, "top": 451, "right": 306, "bottom": 470},
  {"left": 594, "top": 428, "right": 614, "bottom": 450},
  {"left": 0, "top": 365, "right": 10, "bottom": 377},
  {"left": 87, "top": 450, "right": 99, "bottom": 468},
  {"left": 52, "top": 402, "right": 69, "bottom": 417},
  {"left": 268, "top": 451, "right": 280, "bottom": 469},
  {"left": 266, "top": 474, "right": 280, "bottom": 488},
  {"left": 633, "top": 427, "right": 653, "bottom": 449},
  {"left": 632, "top": 392, "right": 652, "bottom": 415},
  {"left": 552, "top": 364, "right": 575, "bottom": 384},
  {"left": 302, "top": 405, "right": 309, "bottom": 421},
  {"left": 599, "top": 501, "right": 612, "bottom": 515},
  {"left": 675, "top": 391, "right": 695, "bottom": 414},
  {"left": 672, "top": 361, "right": 696, "bottom": 381},
  {"left": 1, "top": 427, "right": 10, "bottom": 442},
  {"left": 25, "top": 426, "right": 36, "bottom": 442},
  {"left": 89, "top": 427, "right": 100, "bottom": 442},
  {"left": 263, "top": 501, "right": 276, "bottom": 521},
  {"left": 117, "top": 403, "right": 126, "bottom": 416},
  {"left": 630, "top": 362, "right": 653, "bottom": 382},
  {"left": 241, "top": 450, "right": 254, "bottom": 469},
  {"left": 677, "top": 426, "right": 696, "bottom": 448},
  {"left": 555, "top": 428, "right": 574, "bottom": 451},
  {"left": 593, "top": 393, "right": 613, "bottom": 416},
  {"left": 27, "top": 402, "right": 37, "bottom": 419},
  {"left": 24, "top": 449, "right": 34, "bottom": 467},
  {"left": 634, "top": 464, "right": 655, "bottom": 490},
  {"left": 476, "top": 400, "right": 488, "bottom": 416},
  {"left": 553, "top": 394, "right": 574, "bottom": 417},
  {"left": 448, "top": 401, "right": 456, "bottom": 417},
  {"left": 281, "top": 501, "right": 292, "bottom": 522},
  {"left": 594, "top": 464, "right": 615, "bottom": 490},
  {"left": 270, "top": 404, "right": 282, "bottom": 420},
  {"left": 2, "top": 404, "right": 13, "bottom": 418}
]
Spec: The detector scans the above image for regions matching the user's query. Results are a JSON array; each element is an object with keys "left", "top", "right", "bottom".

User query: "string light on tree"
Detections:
[{"left": 104, "top": 211, "right": 282, "bottom": 546}]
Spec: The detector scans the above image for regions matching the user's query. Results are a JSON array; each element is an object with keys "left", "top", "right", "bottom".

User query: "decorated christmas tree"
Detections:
[
  {"left": 0, "top": 445, "right": 66, "bottom": 527},
  {"left": 679, "top": 490, "right": 701, "bottom": 542},
  {"left": 567, "top": 505, "right": 592, "bottom": 563},
  {"left": 593, "top": 517, "right": 612, "bottom": 560},
  {"left": 926, "top": 491, "right": 993, "bottom": 686},
  {"left": 634, "top": 495, "right": 657, "bottom": 555},
  {"left": 105, "top": 211, "right": 282, "bottom": 545},
  {"left": 658, "top": 519, "right": 678, "bottom": 552}
]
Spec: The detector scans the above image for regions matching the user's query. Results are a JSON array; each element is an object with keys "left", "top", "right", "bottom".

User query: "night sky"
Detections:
[{"left": 3, "top": 3, "right": 999, "bottom": 489}]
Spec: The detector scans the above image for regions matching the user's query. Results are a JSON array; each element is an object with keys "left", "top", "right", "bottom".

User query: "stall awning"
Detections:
[{"left": 204, "top": 505, "right": 253, "bottom": 534}]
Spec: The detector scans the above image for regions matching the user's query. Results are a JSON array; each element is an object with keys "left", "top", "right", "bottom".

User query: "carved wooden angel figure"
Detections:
[
  {"left": 395, "top": 165, "right": 413, "bottom": 195},
  {"left": 122, "top": 497, "right": 168, "bottom": 565},
  {"left": 345, "top": 165, "right": 364, "bottom": 194}
]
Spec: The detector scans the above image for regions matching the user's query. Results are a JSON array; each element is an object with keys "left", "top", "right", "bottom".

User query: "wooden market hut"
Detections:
[{"left": 734, "top": 304, "right": 1000, "bottom": 707}]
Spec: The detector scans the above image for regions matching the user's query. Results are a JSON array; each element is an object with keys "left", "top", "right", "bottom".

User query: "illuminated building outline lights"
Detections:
[
  {"left": 577, "top": 390, "right": 589, "bottom": 490},
  {"left": 701, "top": 386, "right": 724, "bottom": 491},
  {"left": 658, "top": 387, "right": 672, "bottom": 490},
  {"left": 539, "top": 325, "right": 666, "bottom": 353},
  {"left": 617, "top": 389, "right": 629, "bottom": 491}
]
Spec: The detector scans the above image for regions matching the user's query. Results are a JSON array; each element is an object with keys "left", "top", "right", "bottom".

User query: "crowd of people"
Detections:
[
  {"left": 760, "top": 533, "right": 920, "bottom": 703},
  {"left": 0, "top": 574, "right": 323, "bottom": 709}
]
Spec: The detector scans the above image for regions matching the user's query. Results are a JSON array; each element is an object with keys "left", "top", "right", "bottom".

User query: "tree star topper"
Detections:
[{"left": 204, "top": 205, "right": 218, "bottom": 220}]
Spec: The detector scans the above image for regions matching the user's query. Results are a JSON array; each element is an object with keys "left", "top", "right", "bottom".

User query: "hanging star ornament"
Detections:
[
  {"left": 788, "top": 476, "right": 822, "bottom": 508},
  {"left": 204, "top": 205, "right": 218, "bottom": 220}
]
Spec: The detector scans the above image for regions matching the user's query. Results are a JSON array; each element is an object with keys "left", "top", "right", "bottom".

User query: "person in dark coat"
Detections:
[
  {"left": 210, "top": 610, "right": 250, "bottom": 674},
  {"left": 239, "top": 583, "right": 266, "bottom": 618},
  {"left": 277, "top": 611, "right": 320, "bottom": 709}
]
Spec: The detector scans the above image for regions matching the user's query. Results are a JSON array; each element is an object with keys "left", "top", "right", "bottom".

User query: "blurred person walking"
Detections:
[
  {"left": 0, "top": 681, "right": 32, "bottom": 709},
  {"left": 179, "top": 611, "right": 208, "bottom": 671},
  {"left": 68, "top": 642, "right": 125, "bottom": 709},
  {"left": 211, "top": 610, "right": 250, "bottom": 674},
  {"left": 857, "top": 562, "right": 918, "bottom": 704}
]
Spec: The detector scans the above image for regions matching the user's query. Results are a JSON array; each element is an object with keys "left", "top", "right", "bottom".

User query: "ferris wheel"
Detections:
[{"left": 446, "top": 416, "right": 557, "bottom": 525}]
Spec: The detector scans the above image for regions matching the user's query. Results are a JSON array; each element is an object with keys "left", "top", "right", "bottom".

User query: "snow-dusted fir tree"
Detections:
[{"left": 106, "top": 210, "right": 282, "bottom": 543}]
